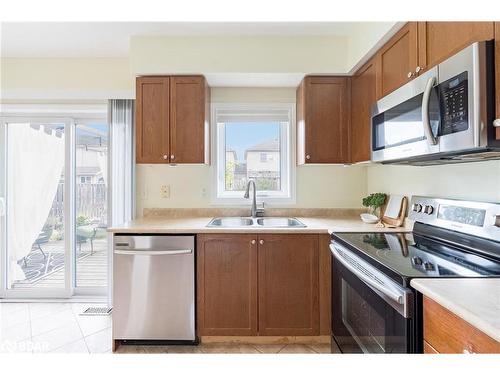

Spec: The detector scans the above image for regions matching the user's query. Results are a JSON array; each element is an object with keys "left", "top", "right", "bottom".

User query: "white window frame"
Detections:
[{"left": 211, "top": 103, "right": 296, "bottom": 205}]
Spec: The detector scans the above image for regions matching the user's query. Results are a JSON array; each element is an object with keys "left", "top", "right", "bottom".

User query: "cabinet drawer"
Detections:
[
  {"left": 423, "top": 296, "right": 500, "bottom": 353},
  {"left": 423, "top": 340, "right": 439, "bottom": 354}
]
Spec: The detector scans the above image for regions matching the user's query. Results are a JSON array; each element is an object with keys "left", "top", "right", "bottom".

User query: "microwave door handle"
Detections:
[{"left": 422, "top": 76, "right": 438, "bottom": 146}]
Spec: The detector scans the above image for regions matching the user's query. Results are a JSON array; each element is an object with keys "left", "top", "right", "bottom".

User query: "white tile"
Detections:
[
  {"left": 84, "top": 327, "right": 112, "bottom": 353},
  {"left": 0, "top": 303, "right": 29, "bottom": 315},
  {"left": 52, "top": 338, "right": 89, "bottom": 353},
  {"left": 0, "top": 304, "right": 30, "bottom": 329},
  {"left": 76, "top": 314, "right": 111, "bottom": 337},
  {"left": 0, "top": 320, "right": 31, "bottom": 343},
  {"left": 0, "top": 339, "right": 36, "bottom": 353},
  {"left": 30, "top": 308, "right": 77, "bottom": 337},
  {"left": 31, "top": 321, "right": 83, "bottom": 353},
  {"left": 29, "top": 302, "right": 71, "bottom": 320}
]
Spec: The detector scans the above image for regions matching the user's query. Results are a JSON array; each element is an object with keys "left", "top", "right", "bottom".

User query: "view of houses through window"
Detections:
[{"left": 224, "top": 122, "right": 281, "bottom": 192}]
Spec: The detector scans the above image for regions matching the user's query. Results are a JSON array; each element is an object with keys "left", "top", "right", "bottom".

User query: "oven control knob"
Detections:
[
  {"left": 413, "top": 256, "right": 423, "bottom": 265},
  {"left": 424, "top": 262, "right": 435, "bottom": 271},
  {"left": 412, "top": 203, "right": 423, "bottom": 213},
  {"left": 424, "top": 205, "right": 434, "bottom": 215}
]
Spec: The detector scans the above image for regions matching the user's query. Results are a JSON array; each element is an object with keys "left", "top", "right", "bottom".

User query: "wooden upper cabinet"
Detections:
[
  {"left": 495, "top": 22, "right": 500, "bottom": 140},
  {"left": 418, "top": 22, "right": 495, "bottom": 71},
  {"left": 136, "top": 75, "right": 210, "bottom": 164},
  {"left": 296, "top": 76, "right": 350, "bottom": 164},
  {"left": 350, "top": 58, "right": 377, "bottom": 163},
  {"left": 377, "top": 22, "right": 418, "bottom": 99},
  {"left": 135, "top": 77, "right": 170, "bottom": 163},
  {"left": 258, "top": 234, "right": 319, "bottom": 336},
  {"left": 170, "top": 76, "right": 210, "bottom": 164},
  {"left": 197, "top": 234, "right": 258, "bottom": 336}
]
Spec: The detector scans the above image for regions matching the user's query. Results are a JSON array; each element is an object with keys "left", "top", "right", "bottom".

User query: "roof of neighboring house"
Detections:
[
  {"left": 245, "top": 139, "right": 279, "bottom": 159},
  {"left": 226, "top": 149, "right": 238, "bottom": 161}
]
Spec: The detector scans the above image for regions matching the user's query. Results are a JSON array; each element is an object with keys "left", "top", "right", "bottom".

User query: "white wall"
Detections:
[
  {"left": 347, "top": 22, "right": 399, "bottom": 71},
  {"left": 1, "top": 57, "right": 134, "bottom": 100},
  {"left": 366, "top": 162, "right": 500, "bottom": 203},
  {"left": 130, "top": 35, "right": 350, "bottom": 76}
]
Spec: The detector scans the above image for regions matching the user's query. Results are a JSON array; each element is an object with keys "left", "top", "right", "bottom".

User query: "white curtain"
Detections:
[
  {"left": 108, "top": 99, "right": 134, "bottom": 307},
  {"left": 97, "top": 151, "right": 108, "bottom": 186},
  {"left": 7, "top": 124, "right": 64, "bottom": 285}
]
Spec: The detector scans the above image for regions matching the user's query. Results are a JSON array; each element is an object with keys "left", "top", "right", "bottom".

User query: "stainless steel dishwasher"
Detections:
[{"left": 113, "top": 235, "right": 195, "bottom": 342}]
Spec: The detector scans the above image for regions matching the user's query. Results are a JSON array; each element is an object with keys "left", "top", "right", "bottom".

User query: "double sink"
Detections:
[{"left": 207, "top": 217, "right": 306, "bottom": 228}]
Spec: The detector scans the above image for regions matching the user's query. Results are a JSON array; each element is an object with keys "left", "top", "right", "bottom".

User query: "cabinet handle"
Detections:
[
  {"left": 259, "top": 239, "right": 264, "bottom": 245},
  {"left": 493, "top": 119, "right": 500, "bottom": 128},
  {"left": 162, "top": 155, "right": 168, "bottom": 160},
  {"left": 305, "top": 155, "right": 311, "bottom": 160},
  {"left": 407, "top": 72, "right": 414, "bottom": 79},
  {"left": 415, "top": 66, "right": 422, "bottom": 74},
  {"left": 251, "top": 239, "right": 256, "bottom": 245},
  {"left": 170, "top": 154, "right": 175, "bottom": 160}
]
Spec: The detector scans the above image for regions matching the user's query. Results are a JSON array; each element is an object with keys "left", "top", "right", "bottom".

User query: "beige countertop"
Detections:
[
  {"left": 108, "top": 215, "right": 412, "bottom": 234},
  {"left": 411, "top": 278, "right": 500, "bottom": 342}
]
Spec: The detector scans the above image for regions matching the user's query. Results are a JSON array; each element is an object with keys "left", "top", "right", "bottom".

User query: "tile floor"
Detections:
[{"left": 0, "top": 302, "right": 339, "bottom": 354}]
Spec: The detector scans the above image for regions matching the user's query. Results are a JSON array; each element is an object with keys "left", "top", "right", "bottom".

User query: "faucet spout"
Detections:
[{"left": 244, "top": 180, "right": 257, "bottom": 218}]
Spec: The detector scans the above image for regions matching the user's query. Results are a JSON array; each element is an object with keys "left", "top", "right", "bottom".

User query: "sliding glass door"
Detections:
[
  {"left": 74, "top": 121, "right": 109, "bottom": 293},
  {"left": 0, "top": 120, "right": 72, "bottom": 298},
  {"left": 0, "top": 117, "right": 109, "bottom": 299}
]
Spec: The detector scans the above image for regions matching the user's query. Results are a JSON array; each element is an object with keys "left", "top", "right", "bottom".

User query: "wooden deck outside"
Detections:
[{"left": 12, "top": 239, "right": 108, "bottom": 290}]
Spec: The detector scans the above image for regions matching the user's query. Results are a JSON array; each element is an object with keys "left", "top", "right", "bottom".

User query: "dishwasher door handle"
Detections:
[{"left": 114, "top": 249, "right": 192, "bottom": 256}]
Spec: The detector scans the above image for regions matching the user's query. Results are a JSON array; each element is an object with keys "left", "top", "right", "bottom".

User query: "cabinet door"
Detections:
[
  {"left": 197, "top": 234, "right": 258, "bottom": 336},
  {"left": 170, "top": 76, "right": 209, "bottom": 164},
  {"left": 351, "top": 58, "right": 377, "bottom": 163},
  {"left": 418, "top": 22, "right": 494, "bottom": 71},
  {"left": 258, "top": 234, "right": 319, "bottom": 335},
  {"left": 135, "top": 77, "right": 170, "bottom": 163},
  {"left": 297, "top": 76, "right": 350, "bottom": 164},
  {"left": 495, "top": 22, "right": 500, "bottom": 140},
  {"left": 377, "top": 23, "right": 418, "bottom": 98}
]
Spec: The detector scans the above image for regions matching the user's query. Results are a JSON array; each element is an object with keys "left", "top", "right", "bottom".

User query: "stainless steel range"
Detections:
[{"left": 330, "top": 196, "right": 500, "bottom": 354}]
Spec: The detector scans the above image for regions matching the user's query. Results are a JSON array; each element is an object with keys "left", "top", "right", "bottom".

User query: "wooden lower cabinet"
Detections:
[
  {"left": 258, "top": 234, "right": 319, "bottom": 336},
  {"left": 197, "top": 234, "right": 258, "bottom": 335},
  {"left": 197, "top": 233, "right": 328, "bottom": 337},
  {"left": 423, "top": 296, "right": 500, "bottom": 353}
]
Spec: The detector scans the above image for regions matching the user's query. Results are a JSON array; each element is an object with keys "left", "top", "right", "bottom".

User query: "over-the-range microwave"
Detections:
[{"left": 371, "top": 41, "right": 500, "bottom": 165}]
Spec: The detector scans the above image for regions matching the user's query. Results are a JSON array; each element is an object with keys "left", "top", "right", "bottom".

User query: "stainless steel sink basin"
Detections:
[
  {"left": 207, "top": 217, "right": 254, "bottom": 227},
  {"left": 256, "top": 217, "right": 306, "bottom": 227},
  {"left": 206, "top": 217, "right": 306, "bottom": 228}
]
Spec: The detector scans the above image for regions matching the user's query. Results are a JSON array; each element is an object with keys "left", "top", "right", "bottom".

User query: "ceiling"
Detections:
[{"left": 1, "top": 22, "right": 368, "bottom": 58}]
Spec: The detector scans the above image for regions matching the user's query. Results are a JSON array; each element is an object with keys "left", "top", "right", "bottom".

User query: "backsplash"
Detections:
[{"left": 367, "top": 161, "right": 500, "bottom": 203}]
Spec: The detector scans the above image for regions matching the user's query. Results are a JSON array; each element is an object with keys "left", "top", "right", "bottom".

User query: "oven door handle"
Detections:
[
  {"left": 422, "top": 76, "right": 438, "bottom": 146},
  {"left": 330, "top": 244, "right": 406, "bottom": 305}
]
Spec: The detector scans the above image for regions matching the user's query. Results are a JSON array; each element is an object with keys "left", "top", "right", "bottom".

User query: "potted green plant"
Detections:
[{"left": 362, "top": 193, "right": 387, "bottom": 221}]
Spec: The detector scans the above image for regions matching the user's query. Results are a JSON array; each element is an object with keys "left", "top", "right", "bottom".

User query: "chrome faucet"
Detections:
[{"left": 244, "top": 180, "right": 260, "bottom": 218}]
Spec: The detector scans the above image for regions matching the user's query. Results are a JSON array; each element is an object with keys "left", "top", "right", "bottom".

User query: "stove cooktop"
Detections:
[{"left": 331, "top": 231, "right": 500, "bottom": 284}]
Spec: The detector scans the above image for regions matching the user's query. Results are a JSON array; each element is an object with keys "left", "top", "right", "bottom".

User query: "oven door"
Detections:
[{"left": 330, "top": 242, "right": 414, "bottom": 353}]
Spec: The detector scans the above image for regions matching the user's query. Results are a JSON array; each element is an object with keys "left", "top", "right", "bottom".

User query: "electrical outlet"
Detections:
[
  {"left": 201, "top": 188, "right": 207, "bottom": 198},
  {"left": 160, "top": 185, "right": 170, "bottom": 199}
]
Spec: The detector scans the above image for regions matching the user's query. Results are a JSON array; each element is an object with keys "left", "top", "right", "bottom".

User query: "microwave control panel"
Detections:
[{"left": 439, "top": 71, "right": 469, "bottom": 135}]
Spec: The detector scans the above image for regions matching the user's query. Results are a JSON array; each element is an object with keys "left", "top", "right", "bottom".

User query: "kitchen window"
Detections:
[{"left": 212, "top": 103, "right": 295, "bottom": 204}]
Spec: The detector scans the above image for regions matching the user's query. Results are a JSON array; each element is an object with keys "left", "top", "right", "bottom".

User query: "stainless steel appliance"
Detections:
[
  {"left": 113, "top": 235, "right": 196, "bottom": 342},
  {"left": 371, "top": 41, "right": 500, "bottom": 165},
  {"left": 330, "top": 196, "right": 500, "bottom": 353}
]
